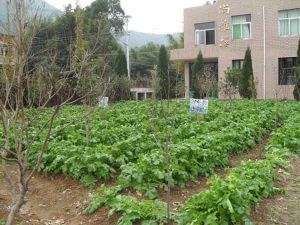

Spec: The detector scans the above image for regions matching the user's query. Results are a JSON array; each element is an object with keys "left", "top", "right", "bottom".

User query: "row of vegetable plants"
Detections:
[
  {"left": 84, "top": 185, "right": 169, "bottom": 225},
  {"left": 116, "top": 102, "right": 286, "bottom": 197},
  {"left": 84, "top": 102, "right": 300, "bottom": 225},
  {"left": 47, "top": 100, "right": 262, "bottom": 146},
  {"left": 25, "top": 101, "right": 278, "bottom": 190},
  {"left": 179, "top": 104, "right": 300, "bottom": 225}
]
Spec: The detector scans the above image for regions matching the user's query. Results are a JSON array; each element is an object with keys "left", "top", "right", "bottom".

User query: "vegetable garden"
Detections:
[{"left": 1, "top": 100, "right": 300, "bottom": 225}]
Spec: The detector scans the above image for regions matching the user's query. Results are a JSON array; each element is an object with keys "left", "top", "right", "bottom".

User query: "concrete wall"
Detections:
[{"left": 171, "top": 0, "right": 300, "bottom": 99}]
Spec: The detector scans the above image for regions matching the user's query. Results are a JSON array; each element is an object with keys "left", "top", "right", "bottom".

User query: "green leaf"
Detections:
[
  {"left": 244, "top": 218, "right": 255, "bottom": 225},
  {"left": 226, "top": 199, "right": 234, "bottom": 213},
  {"left": 141, "top": 220, "right": 157, "bottom": 225}
]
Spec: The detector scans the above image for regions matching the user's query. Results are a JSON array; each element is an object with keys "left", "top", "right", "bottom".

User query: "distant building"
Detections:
[
  {"left": 170, "top": 0, "right": 300, "bottom": 99},
  {"left": 130, "top": 88, "right": 154, "bottom": 100}
]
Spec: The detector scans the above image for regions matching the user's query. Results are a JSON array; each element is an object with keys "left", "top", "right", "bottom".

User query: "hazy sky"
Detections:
[{"left": 45, "top": 0, "right": 208, "bottom": 34}]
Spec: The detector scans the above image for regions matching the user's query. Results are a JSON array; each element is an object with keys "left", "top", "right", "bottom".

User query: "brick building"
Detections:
[{"left": 170, "top": 0, "right": 300, "bottom": 99}]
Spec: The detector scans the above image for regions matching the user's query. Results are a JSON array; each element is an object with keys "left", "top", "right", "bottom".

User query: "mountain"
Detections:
[
  {"left": 0, "top": 0, "right": 61, "bottom": 33},
  {"left": 120, "top": 31, "right": 180, "bottom": 48},
  {"left": 0, "top": 2, "right": 177, "bottom": 48}
]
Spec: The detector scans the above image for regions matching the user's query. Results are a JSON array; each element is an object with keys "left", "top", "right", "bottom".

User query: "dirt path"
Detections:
[
  {"left": 0, "top": 167, "right": 118, "bottom": 225},
  {"left": 250, "top": 157, "right": 300, "bottom": 225}
]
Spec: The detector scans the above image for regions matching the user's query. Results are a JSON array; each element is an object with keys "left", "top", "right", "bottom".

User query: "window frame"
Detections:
[
  {"left": 232, "top": 59, "right": 244, "bottom": 70},
  {"left": 231, "top": 15, "right": 252, "bottom": 40},
  {"left": 278, "top": 9, "right": 300, "bottom": 37},
  {"left": 278, "top": 57, "right": 297, "bottom": 85},
  {"left": 195, "top": 30, "right": 205, "bottom": 45},
  {"left": 194, "top": 23, "right": 216, "bottom": 46}
]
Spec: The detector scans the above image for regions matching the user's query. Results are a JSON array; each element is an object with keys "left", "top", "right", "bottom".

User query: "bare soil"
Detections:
[
  {"left": 0, "top": 167, "right": 119, "bottom": 225},
  {"left": 250, "top": 157, "right": 300, "bottom": 225},
  {"left": 228, "top": 136, "right": 269, "bottom": 168}
]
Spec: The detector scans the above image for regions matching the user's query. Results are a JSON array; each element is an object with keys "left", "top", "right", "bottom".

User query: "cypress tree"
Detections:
[
  {"left": 115, "top": 48, "right": 128, "bottom": 77},
  {"left": 191, "top": 50, "right": 204, "bottom": 98},
  {"left": 113, "top": 48, "right": 130, "bottom": 101},
  {"left": 157, "top": 45, "right": 169, "bottom": 99},
  {"left": 293, "top": 39, "right": 300, "bottom": 101},
  {"left": 239, "top": 47, "right": 256, "bottom": 99}
]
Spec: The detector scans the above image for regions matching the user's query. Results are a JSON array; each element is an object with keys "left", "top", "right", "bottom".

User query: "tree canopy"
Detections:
[
  {"left": 29, "top": 0, "right": 127, "bottom": 102},
  {"left": 130, "top": 42, "right": 160, "bottom": 78},
  {"left": 31, "top": 0, "right": 125, "bottom": 72},
  {"left": 115, "top": 48, "right": 128, "bottom": 77}
]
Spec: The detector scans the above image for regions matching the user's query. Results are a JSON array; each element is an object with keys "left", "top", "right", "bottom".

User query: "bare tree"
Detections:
[
  {"left": 0, "top": 1, "right": 110, "bottom": 224},
  {"left": 272, "top": 65, "right": 289, "bottom": 100},
  {"left": 219, "top": 67, "right": 240, "bottom": 100},
  {"left": 148, "top": 62, "right": 184, "bottom": 221},
  {"left": 197, "top": 63, "right": 218, "bottom": 98}
]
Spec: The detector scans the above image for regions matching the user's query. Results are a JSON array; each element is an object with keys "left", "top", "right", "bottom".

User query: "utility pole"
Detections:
[{"left": 125, "top": 15, "right": 131, "bottom": 80}]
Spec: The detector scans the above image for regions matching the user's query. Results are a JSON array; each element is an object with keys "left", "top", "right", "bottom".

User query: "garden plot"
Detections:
[{"left": 1, "top": 100, "right": 300, "bottom": 225}]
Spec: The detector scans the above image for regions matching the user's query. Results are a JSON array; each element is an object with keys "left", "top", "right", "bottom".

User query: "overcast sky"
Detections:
[{"left": 45, "top": 0, "right": 208, "bottom": 34}]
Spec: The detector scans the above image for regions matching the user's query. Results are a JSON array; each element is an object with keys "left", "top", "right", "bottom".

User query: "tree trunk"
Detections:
[
  {"left": 86, "top": 117, "right": 90, "bottom": 146},
  {"left": 5, "top": 187, "right": 27, "bottom": 225}
]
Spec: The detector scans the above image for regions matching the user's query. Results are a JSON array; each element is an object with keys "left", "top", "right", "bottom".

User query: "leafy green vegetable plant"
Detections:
[{"left": 179, "top": 109, "right": 300, "bottom": 225}]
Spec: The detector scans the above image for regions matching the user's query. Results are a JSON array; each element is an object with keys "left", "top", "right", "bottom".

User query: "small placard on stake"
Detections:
[
  {"left": 99, "top": 97, "right": 109, "bottom": 108},
  {"left": 190, "top": 99, "right": 209, "bottom": 114}
]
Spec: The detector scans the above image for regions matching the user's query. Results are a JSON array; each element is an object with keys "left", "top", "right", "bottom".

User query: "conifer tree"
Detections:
[
  {"left": 239, "top": 47, "right": 256, "bottom": 99},
  {"left": 113, "top": 48, "right": 131, "bottom": 101},
  {"left": 191, "top": 50, "right": 204, "bottom": 98},
  {"left": 157, "top": 45, "right": 169, "bottom": 99}
]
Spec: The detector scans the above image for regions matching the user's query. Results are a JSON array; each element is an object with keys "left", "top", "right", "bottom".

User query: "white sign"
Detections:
[
  {"left": 190, "top": 99, "right": 209, "bottom": 114},
  {"left": 99, "top": 97, "right": 109, "bottom": 108}
]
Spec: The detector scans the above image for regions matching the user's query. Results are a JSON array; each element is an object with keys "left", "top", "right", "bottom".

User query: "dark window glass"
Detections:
[
  {"left": 206, "top": 30, "right": 215, "bottom": 45},
  {"left": 279, "top": 57, "right": 297, "bottom": 85},
  {"left": 195, "top": 22, "right": 215, "bottom": 30},
  {"left": 232, "top": 60, "right": 244, "bottom": 69},
  {"left": 195, "top": 22, "right": 215, "bottom": 45}
]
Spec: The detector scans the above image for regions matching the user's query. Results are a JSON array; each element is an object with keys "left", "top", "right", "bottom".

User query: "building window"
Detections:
[
  {"left": 232, "top": 15, "right": 251, "bottom": 40},
  {"left": 279, "top": 57, "right": 297, "bottom": 85},
  {"left": 279, "top": 9, "right": 300, "bottom": 36},
  {"left": 195, "top": 22, "right": 215, "bottom": 45},
  {"left": 232, "top": 60, "right": 244, "bottom": 69},
  {"left": 0, "top": 43, "right": 7, "bottom": 57}
]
